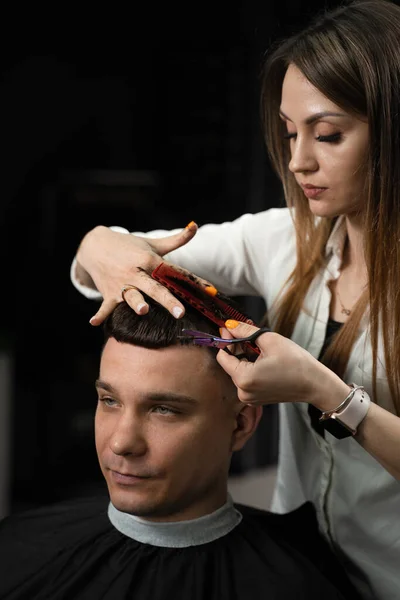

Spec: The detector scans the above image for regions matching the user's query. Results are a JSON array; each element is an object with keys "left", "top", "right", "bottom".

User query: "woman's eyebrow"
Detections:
[{"left": 279, "top": 109, "right": 347, "bottom": 124}]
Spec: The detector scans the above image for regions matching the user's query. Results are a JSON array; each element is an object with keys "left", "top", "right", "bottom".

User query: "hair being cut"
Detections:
[
  {"left": 261, "top": 0, "right": 400, "bottom": 413},
  {"left": 103, "top": 293, "right": 220, "bottom": 355}
]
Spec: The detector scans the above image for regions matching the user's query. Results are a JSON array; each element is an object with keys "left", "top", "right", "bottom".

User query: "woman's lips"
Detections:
[{"left": 301, "top": 184, "right": 327, "bottom": 199}]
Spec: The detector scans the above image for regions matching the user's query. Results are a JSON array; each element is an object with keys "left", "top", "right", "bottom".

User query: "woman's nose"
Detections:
[{"left": 288, "top": 137, "right": 318, "bottom": 174}]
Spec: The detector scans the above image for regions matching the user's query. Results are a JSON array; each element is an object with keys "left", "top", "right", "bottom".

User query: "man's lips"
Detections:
[
  {"left": 110, "top": 469, "right": 152, "bottom": 478},
  {"left": 110, "top": 470, "right": 153, "bottom": 485}
]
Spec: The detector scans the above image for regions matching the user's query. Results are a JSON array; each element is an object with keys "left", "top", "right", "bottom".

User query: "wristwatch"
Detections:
[{"left": 318, "top": 384, "right": 371, "bottom": 439}]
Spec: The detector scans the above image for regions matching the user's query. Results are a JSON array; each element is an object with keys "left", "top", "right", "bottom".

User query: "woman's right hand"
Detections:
[{"left": 75, "top": 222, "right": 203, "bottom": 325}]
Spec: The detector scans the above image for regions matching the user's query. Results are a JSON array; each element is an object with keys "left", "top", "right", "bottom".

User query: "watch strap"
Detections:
[{"left": 319, "top": 385, "right": 371, "bottom": 438}]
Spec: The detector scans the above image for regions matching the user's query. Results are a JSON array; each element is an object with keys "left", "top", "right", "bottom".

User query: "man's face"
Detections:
[{"left": 95, "top": 338, "right": 245, "bottom": 522}]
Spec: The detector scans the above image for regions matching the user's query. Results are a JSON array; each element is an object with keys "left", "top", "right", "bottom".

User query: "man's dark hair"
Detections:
[{"left": 103, "top": 293, "right": 220, "bottom": 354}]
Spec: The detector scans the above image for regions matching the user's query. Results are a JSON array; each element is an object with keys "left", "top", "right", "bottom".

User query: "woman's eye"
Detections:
[
  {"left": 283, "top": 132, "right": 342, "bottom": 143},
  {"left": 316, "top": 133, "right": 342, "bottom": 143}
]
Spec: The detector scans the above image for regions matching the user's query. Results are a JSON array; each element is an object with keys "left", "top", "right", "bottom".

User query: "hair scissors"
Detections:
[{"left": 177, "top": 326, "right": 270, "bottom": 360}]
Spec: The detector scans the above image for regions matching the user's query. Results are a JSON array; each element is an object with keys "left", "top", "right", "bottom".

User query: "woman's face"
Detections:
[{"left": 280, "top": 64, "right": 369, "bottom": 218}]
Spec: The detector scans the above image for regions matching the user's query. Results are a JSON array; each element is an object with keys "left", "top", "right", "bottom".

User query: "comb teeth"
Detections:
[
  {"left": 223, "top": 304, "right": 255, "bottom": 324},
  {"left": 151, "top": 263, "right": 257, "bottom": 328}
]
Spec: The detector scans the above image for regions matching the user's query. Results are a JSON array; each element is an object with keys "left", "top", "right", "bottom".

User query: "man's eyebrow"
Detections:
[
  {"left": 95, "top": 380, "right": 199, "bottom": 405},
  {"left": 146, "top": 392, "right": 199, "bottom": 405},
  {"left": 95, "top": 379, "right": 116, "bottom": 393},
  {"left": 279, "top": 109, "right": 347, "bottom": 125}
]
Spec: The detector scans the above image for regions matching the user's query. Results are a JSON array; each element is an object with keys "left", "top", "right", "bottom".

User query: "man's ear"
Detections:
[{"left": 230, "top": 404, "right": 263, "bottom": 452}]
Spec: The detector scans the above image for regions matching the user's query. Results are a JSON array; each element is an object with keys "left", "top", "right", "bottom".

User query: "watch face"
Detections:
[{"left": 321, "top": 417, "right": 353, "bottom": 439}]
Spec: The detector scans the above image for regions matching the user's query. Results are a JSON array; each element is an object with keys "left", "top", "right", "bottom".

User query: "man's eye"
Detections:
[
  {"left": 153, "top": 406, "right": 179, "bottom": 416},
  {"left": 99, "top": 397, "right": 118, "bottom": 408}
]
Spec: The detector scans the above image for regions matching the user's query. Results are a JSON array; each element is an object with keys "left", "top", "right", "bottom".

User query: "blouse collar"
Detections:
[{"left": 325, "top": 215, "right": 347, "bottom": 260}]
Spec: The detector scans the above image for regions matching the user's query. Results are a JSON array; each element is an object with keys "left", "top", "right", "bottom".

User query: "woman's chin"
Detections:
[{"left": 308, "top": 201, "right": 337, "bottom": 218}]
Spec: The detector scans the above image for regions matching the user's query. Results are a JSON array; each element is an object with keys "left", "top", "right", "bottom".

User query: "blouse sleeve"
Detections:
[{"left": 70, "top": 208, "right": 295, "bottom": 301}]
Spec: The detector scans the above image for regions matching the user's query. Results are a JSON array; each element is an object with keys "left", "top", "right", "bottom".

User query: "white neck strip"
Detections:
[{"left": 108, "top": 496, "right": 242, "bottom": 548}]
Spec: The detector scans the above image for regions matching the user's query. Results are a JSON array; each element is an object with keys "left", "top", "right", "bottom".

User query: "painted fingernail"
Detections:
[
  {"left": 89, "top": 316, "right": 96, "bottom": 325},
  {"left": 137, "top": 303, "right": 148, "bottom": 314},
  {"left": 185, "top": 221, "right": 196, "bottom": 230},
  {"left": 225, "top": 319, "right": 239, "bottom": 329},
  {"left": 173, "top": 306, "right": 184, "bottom": 318},
  {"left": 205, "top": 285, "right": 218, "bottom": 297}
]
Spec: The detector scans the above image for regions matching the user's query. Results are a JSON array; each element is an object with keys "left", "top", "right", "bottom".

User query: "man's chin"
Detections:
[
  {"left": 108, "top": 489, "right": 187, "bottom": 522},
  {"left": 109, "top": 491, "right": 155, "bottom": 517}
]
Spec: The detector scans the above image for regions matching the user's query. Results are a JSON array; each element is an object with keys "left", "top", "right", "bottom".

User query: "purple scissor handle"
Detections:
[{"left": 177, "top": 326, "right": 270, "bottom": 359}]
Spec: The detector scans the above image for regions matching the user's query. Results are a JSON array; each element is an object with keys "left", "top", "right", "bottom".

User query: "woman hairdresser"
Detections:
[{"left": 71, "top": 2, "right": 400, "bottom": 598}]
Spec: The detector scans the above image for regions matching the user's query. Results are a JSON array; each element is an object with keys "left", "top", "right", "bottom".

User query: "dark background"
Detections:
[{"left": 0, "top": 0, "right": 341, "bottom": 514}]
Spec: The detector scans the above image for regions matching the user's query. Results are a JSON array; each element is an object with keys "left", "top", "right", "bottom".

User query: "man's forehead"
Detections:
[
  {"left": 101, "top": 338, "right": 219, "bottom": 369},
  {"left": 100, "top": 337, "right": 221, "bottom": 392},
  {"left": 102, "top": 336, "right": 216, "bottom": 365}
]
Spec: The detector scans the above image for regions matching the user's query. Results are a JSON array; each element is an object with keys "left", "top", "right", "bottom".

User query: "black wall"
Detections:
[{"left": 1, "top": 0, "right": 342, "bottom": 512}]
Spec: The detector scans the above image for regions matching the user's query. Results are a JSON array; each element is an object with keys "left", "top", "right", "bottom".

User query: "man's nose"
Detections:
[
  {"left": 288, "top": 136, "right": 318, "bottom": 174},
  {"left": 109, "top": 415, "right": 147, "bottom": 457}
]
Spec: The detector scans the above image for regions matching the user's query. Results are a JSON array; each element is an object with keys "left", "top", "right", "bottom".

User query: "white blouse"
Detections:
[{"left": 71, "top": 208, "right": 400, "bottom": 600}]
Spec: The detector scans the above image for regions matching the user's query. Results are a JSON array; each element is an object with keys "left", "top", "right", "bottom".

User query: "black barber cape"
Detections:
[{"left": 0, "top": 494, "right": 360, "bottom": 600}]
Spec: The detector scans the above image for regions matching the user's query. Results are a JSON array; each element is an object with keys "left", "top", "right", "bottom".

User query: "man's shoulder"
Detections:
[
  {"left": 235, "top": 502, "right": 334, "bottom": 569},
  {"left": 0, "top": 494, "right": 110, "bottom": 544},
  {"left": 235, "top": 500, "right": 317, "bottom": 535},
  {"left": 235, "top": 501, "right": 361, "bottom": 600},
  {"left": 0, "top": 494, "right": 114, "bottom": 598}
]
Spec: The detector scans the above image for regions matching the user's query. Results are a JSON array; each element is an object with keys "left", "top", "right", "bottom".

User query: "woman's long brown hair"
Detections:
[{"left": 261, "top": 0, "right": 400, "bottom": 414}]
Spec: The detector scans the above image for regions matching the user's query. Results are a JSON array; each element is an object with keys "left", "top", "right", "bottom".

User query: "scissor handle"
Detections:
[{"left": 245, "top": 326, "right": 271, "bottom": 344}]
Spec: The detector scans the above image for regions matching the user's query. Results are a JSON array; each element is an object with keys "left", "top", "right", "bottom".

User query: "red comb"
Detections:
[{"left": 151, "top": 263, "right": 260, "bottom": 356}]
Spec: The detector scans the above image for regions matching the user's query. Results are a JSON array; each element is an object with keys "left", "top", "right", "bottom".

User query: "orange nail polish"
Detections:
[
  {"left": 205, "top": 285, "right": 218, "bottom": 297},
  {"left": 185, "top": 220, "right": 196, "bottom": 230},
  {"left": 225, "top": 319, "right": 239, "bottom": 329}
]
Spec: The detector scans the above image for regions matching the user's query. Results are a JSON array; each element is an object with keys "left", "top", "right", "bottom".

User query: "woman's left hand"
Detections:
[{"left": 217, "top": 321, "right": 350, "bottom": 409}]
